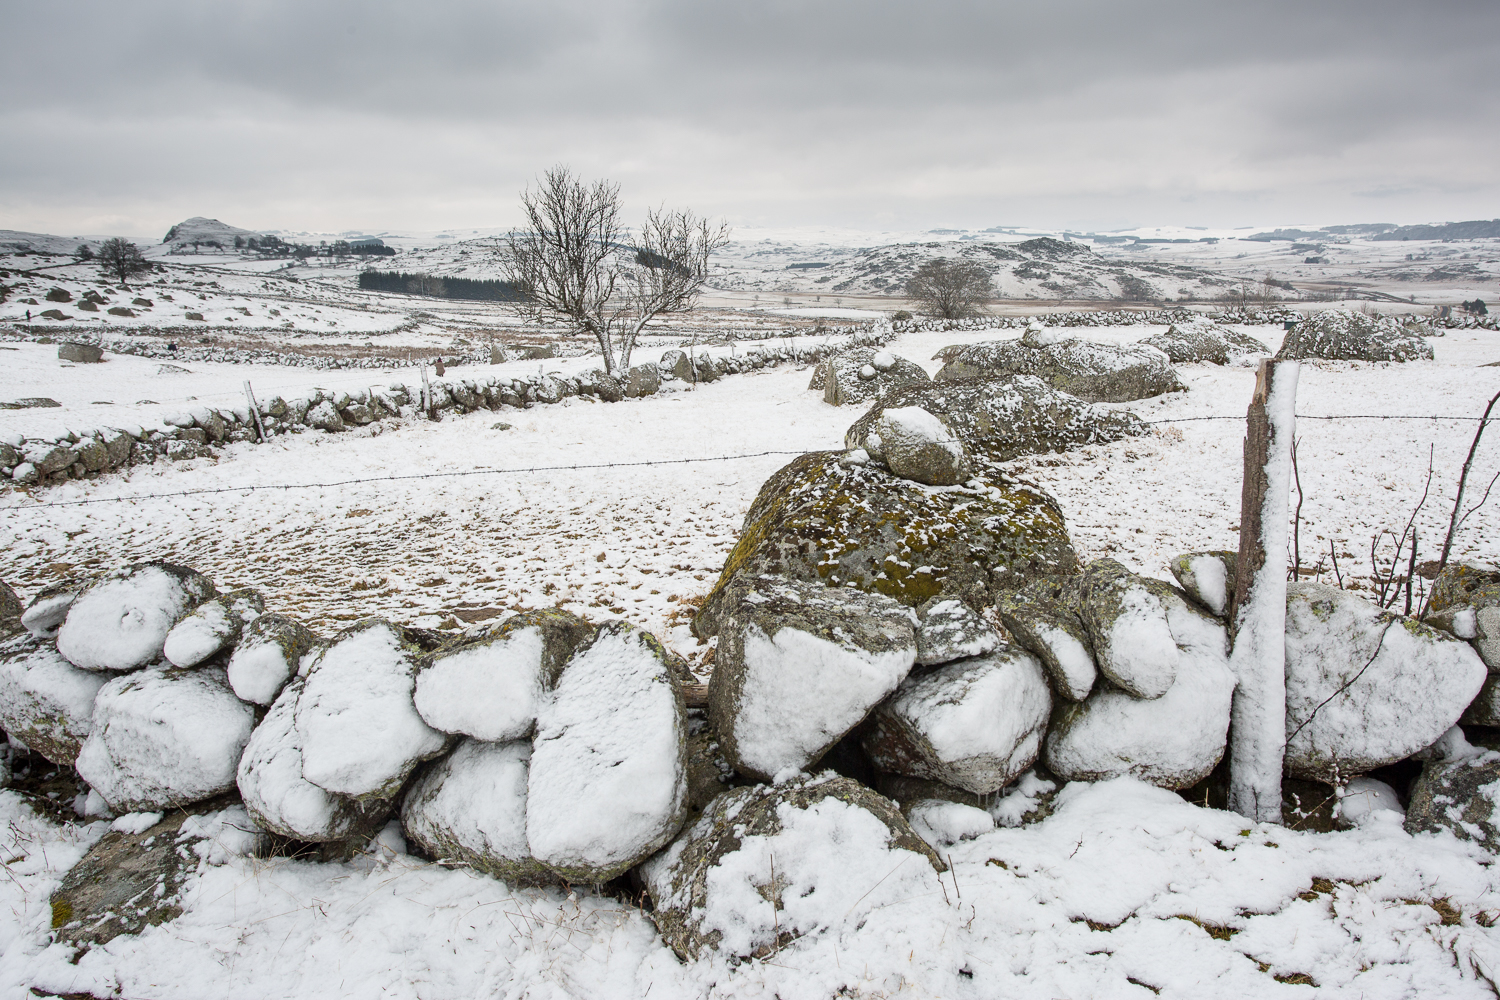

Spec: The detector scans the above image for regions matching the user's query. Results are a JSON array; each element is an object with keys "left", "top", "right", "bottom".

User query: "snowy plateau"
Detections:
[{"left": 0, "top": 219, "right": 1498, "bottom": 999}]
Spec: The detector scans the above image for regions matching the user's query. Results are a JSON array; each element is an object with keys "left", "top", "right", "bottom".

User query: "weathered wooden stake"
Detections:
[
  {"left": 1227, "top": 358, "right": 1300, "bottom": 824},
  {"left": 242, "top": 380, "right": 268, "bottom": 443}
]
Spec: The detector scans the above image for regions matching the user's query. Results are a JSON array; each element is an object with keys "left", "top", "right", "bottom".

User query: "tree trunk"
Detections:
[{"left": 1227, "top": 359, "right": 1300, "bottom": 824}]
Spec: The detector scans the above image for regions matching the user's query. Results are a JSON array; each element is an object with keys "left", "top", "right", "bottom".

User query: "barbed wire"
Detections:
[
  {"left": 3, "top": 412, "right": 1493, "bottom": 511},
  {"left": 0, "top": 450, "right": 820, "bottom": 510}
]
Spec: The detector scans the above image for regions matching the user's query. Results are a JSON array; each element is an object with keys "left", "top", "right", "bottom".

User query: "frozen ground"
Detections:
[{"left": 2, "top": 321, "right": 1499, "bottom": 996}]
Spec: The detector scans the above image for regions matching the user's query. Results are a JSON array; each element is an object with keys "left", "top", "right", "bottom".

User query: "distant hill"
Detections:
[
  {"left": 162, "top": 216, "right": 262, "bottom": 247},
  {"left": 0, "top": 230, "right": 102, "bottom": 255},
  {"left": 1372, "top": 220, "right": 1500, "bottom": 241}
]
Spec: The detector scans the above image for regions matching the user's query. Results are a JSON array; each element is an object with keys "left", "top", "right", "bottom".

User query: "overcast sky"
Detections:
[{"left": 2, "top": 0, "right": 1497, "bottom": 240}]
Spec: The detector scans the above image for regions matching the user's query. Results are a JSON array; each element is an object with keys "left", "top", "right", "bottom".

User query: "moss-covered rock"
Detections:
[
  {"left": 0, "top": 630, "right": 106, "bottom": 765},
  {"left": 996, "top": 577, "right": 1096, "bottom": 702},
  {"left": 694, "top": 451, "right": 1077, "bottom": 639},
  {"left": 1276, "top": 309, "right": 1434, "bottom": 363},
  {"left": 845, "top": 375, "right": 1147, "bottom": 467},
  {"left": 1405, "top": 750, "right": 1500, "bottom": 852}
]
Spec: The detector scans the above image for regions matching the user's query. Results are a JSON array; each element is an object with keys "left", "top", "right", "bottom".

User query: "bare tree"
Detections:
[
  {"left": 505, "top": 167, "right": 730, "bottom": 374},
  {"left": 96, "top": 238, "right": 151, "bottom": 285},
  {"left": 905, "top": 259, "right": 991, "bottom": 319}
]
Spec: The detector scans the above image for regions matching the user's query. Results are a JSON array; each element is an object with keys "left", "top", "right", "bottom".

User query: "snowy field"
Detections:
[{"left": 2, "top": 322, "right": 1500, "bottom": 997}]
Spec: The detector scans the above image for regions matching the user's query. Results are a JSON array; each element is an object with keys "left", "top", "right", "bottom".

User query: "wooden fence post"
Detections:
[
  {"left": 1227, "top": 358, "right": 1300, "bottom": 824},
  {"left": 242, "top": 380, "right": 268, "bottom": 443}
]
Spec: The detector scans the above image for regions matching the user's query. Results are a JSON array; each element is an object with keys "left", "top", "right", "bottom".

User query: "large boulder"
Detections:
[
  {"left": 295, "top": 620, "right": 448, "bottom": 801},
  {"left": 694, "top": 451, "right": 1077, "bottom": 638},
  {"left": 640, "top": 774, "right": 943, "bottom": 962},
  {"left": 1276, "top": 309, "right": 1434, "bottom": 363},
  {"left": 1283, "top": 582, "right": 1486, "bottom": 781},
  {"left": 1075, "top": 559, "right": 1180, "bottom": 700},
  {"left": 413, "top": 609, "right": 594, "bottom": 742},
  {"left": 660, "top": 349, "right": 693, "bottom": 381},
  {"left": 862, "top": 644, "right": 1051, "bottom": 794},
  {"left": 1141, "top": 320, "right": 1267, "bottom": 365},
  {"left": 56, "top": 563, "right": 217, "bottom": 672},
  {"left": 225, "top": 613, "right": 318, "bottom": 706},
  {"left": 816, "top": 348, "right": 930, "bottom": 407},
  {"left": 708, "top": 576, "right": 917, "bottom": 781},
  {"left": 1405, "top": 749, "right": 1500, "bottom": 853},
  {"left": 844, "top": 375, "right": 1147, "bottom": 467},
  {"left": 1045, "top": 590, "right": 1236, "bottom": 788},
  {"left": 0, "top": 631, "right": 107, "bottom": 764},
  {"left": 1429, "top": 562, "right": 1500, "bottom": 614},
  {"left": 624, "top": 363, "right": 661, "bottom": 398},
  {"left": 526, "top": 622, "right": 688, "bottom": 883},
  {"left": 237, "top": 679, "right": 390, "bottom": 843},
  {"left": 162, "top": 589, "right": 264, "bottom": 668},
  {"left": 860, "top": 406, "right": 972, "bottom": 486},
  {"left": 934, "top": 338, "right": 1185, "bottom": 402},
  {"left": 401, "top": 739, "right": 554, "bottom": 886},
  {"left": 996, "top": 578, "right": 1097, "bottom": 702},
  {"left": 76, "top": 667, "right": 255, "bottom": 811}
]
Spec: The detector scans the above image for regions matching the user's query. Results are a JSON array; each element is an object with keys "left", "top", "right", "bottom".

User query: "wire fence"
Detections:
[{"left": 2, "top": 412, "right": 1492, "bottom": 512}]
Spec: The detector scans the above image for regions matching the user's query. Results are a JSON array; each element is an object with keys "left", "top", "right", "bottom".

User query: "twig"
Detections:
[
  {"left": 1437, "top": 389, "right": 1500, "bottom": 577},
  {"left": 1290, "top": 435, "right": 1304, "bottom": 580},
  {"left": 1329, "top": 539, "right": 1344, "bottom": 589}
]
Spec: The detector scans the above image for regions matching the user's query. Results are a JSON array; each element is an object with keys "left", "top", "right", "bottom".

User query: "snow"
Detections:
[
  {"left": 237, "top": 680, "right": 366, "bottom": 842},
  {"left": 55, "top": 565, "right": 212, "bottom": 672},
  {"left": 914, "top": 598, "right": 1001, "bottom": 665},
  {"left": 1091, "top": 580, "right": 1179, "bottom": 699},
  {"left": 109, "top": 812, "right": 163, "bottom": 835},
  {"left": 1227, "top": 360, "right": 1298, "bottom": 823},
  {"left": 74, "top": 666, "right": 254, "bottom": 811},
  {"left": 162, "top": 592, "right": 260, "bottom": 668},
  {"left": 1047, "top": 600, "right": 1236, "bottom": 787},
  {"left": 413, "top": 624, "right": 549, "bottom": 740},
  {"left": 526, "top": 626, "right": 686, "bottom": 879},
  {"left": 294, "top": 621, "right": 446, "bottom": 799},
  {"left": 0, "top": 631, "right": 106, "bottom": 761},
  {"left": 908, "top": 799, "right": 997, "bottom": 849},
  {"left": 1185, "top": 553, "right": 1230, "bottom": 616},
  {"left": 19, "top": 588, "right": 77, "bottom": 638},
  {"left": 1339, "top": 778, "right": 1404, "bottom": 827},
  {"left": 732, "top": 625, "right": 914, "bottom": 778},
  {"left": 225, "top": 629, "right": 298, "bottom": 706},
  {"left": 1034, "top": 620, "right": 1097, "bottom": 701},
  {"left": 401, "top": 739, "right": 533, "bottom": 868}
]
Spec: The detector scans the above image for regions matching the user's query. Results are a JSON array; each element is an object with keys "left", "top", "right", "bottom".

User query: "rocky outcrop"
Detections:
[
  {"left": 817, "top": 348, "right": 930, "bottom": 407},
  {"left": 1276, "top": 309, "right": 1434, "bottom": 363},
  {"left": 1141, "top": 321, "right": 1267, "bottom": 365},
  {"left": 934, "top": 337, "right": 1185, "bottom": 402}
]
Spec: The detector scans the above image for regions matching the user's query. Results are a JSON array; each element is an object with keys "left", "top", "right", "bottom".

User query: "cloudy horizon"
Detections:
[{"left": 2, "top": 0, "right": 1496, "bottom": 241}]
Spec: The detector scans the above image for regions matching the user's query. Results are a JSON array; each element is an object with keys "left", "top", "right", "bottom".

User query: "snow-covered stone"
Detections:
[
  {"left": 295, "top": 620, "right": 448, "bottom": 801},
  {"left": 845, "top": 374, "right": 1147, "bottom": 467},
  {"left": 913, "top": 597, "right": 1001, "bottom": 666},
  {"left": 1337, "top": 777, "right": 1403, "bottom": 827},
  {"left": 818, "top": 348, "right": 929, "bottom": 406},
  {"left": 1169, "top": 551, "right": 1237, "bottom": 617},
  {"left": 1405, "top": 749, "right": 1500, "bottom": 853},
  {"left": 1276, "top": 309, "right": 1434, "bottom": 363},
  {"left": 414, "top": 609, "right": 594, "bottom": 741},
  {"left": 640, "top": 773, "right": 943, "bottom": 962},
  {"left": 306, "top": 401, "right": 346, "bottom": 432},
  {"left": 527, "top": 622, "right": 688, "bottom": 882},
  {"left": 56, "top": 564, "right": 216, "bottom": 672},
  {"left": 1077, "top": 559, "right": 1178, "bottom": 699},
  {"left": 862, "top": 644, "right": 1051, "bottom": 794},
  {"left": 863, "top": 406, "right": 972, "bottom": 486},
  {"left": 996, "top": 578, "right": 1097, "bottom": 702},
  {"left": 162, "top": 589, "right": 264, "bottom": 668},
  {"left": 76, "top": 666, "right": 255, "bottom": 812},
  {"left": 1142, "top": 320, "right": 1267, "bottom": 365},
  {"left": 935, "top": 338, "right": 1185, "bottom": 402},
  {"left": 226, "top": 613, "right": 318, "bottom": 706},
  {"left": 402, "top": 739, "right": 553, "bottom": 886},
  {"left": 20, "top": 581, "right": 81, "bottom": 639},
  {"left": 906, "top": 799, "right": 996, "bottom": 850},
  {"left": 1283, "top": 582, "right": 1487, "bottom": 782},
  {"left": 708, "top": 576, "right": 916, "bottom": 781},
  {"left": 1045, "top": 595, "right": 1236, "bottom": 789},
  {"left": 237, "top": 679, "right": 389, "bottom": 843},
  {"left": 0, "top": 631, "right": 107, "bottom": 764}
]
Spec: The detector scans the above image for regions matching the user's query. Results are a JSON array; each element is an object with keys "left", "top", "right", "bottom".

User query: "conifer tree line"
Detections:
[{"left": 358, "top": 270, "right": 528, "bottom": 301}]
